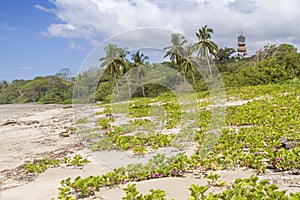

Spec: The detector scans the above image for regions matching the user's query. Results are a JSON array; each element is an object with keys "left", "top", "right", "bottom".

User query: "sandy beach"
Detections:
[
  {"left": 0, "top": 104, "right": 299, "bottom": 200},
  {"left": 0, "top": 104, "right": 105, "bottom": 199}
]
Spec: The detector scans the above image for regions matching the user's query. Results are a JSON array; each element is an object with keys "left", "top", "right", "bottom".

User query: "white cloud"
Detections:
[
  {"left": 0, "top": 23, "right": 19, "bottom": 31},
  {"left": 37, "top": 0, "right": 300, "bottom": 54},
  {"left": 34, "top": 4, "right": 53, "bottom": 13},
  {"left": 228, "top": 0, "right": 257, "bottom": 14}
]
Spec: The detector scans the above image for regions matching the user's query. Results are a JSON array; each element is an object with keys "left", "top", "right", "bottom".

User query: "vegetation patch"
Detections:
[
  {"left": 24, "top": 154, "right": 90, "bottom": 174},
  {"left": 62, "top": 81, "right": 300, "bottom": 199}
]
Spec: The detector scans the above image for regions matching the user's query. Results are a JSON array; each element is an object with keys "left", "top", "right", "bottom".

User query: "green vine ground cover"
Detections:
[
  {"left": 24, "top": 154, "right": 90, "bottom": 173},
  {"left": 61, "top": 83, "right": 300, "bottom": 199}
]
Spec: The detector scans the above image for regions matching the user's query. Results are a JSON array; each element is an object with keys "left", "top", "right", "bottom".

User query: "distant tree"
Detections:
[
  {"left": 56, "top": 68, "right": 72, "bottom": 81},
  {"left": 18, "top": 76, "right": 71, "bottom": 103},
  {"left": 131, "top": 51, "right": 149, "bottom": 97},
  {"left": 254, "top": 44, "right": 279, "bottom": 62},
  {"left": 254, "top": 44, "right": 300, "bottom": 76},
  {"left": 100, "top": 44, "right": 128, "bottom": 100},
  {"left": 180, "top": 44, "right": 197, "bottom": 84},
  {"left": 95, "top": 81, "right": 114, "bottom": 101},
  {"left": 164, "top": 33, "right": 187, "bottom": 66},
  {"left": 20, "top": 78, "right": 48, "bottom": 102},
  {"left": 0, "top": 80, "right": 8, "bottom": 90},
  {"left": 0, "top": 79, "right": 29, "bottom": 103},
  {"left": 195, "top": 25, "right": 218, "bottom": 74},
  {"left": 73, "top": 68, "right": 100, "bottom": 102},
  {"left": 119, "top": 48, "right": 132, "bottom": 98},
  {"left": 164, "top": 33, "right": 187, "bottom": 83},
  {"left": 216, "top": 47, "right": 236, "bottom": 64}
]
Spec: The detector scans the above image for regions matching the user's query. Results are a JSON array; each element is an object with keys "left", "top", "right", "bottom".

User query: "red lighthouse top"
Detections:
[{"left": 237, "top": 33, "right": 247, "bottom": 55}]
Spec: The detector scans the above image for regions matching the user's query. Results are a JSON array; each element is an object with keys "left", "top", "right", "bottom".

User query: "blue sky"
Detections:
[
  {"left": 0, "top": 0, "right": 89, "bottom": 81},
  {"left": 1, "top": 0, "right": 300, "bottom": 82}
]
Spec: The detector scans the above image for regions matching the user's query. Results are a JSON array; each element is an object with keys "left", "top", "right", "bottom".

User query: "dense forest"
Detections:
[{"left": 1, "top": 26, "right": 300, "bottom": 104}]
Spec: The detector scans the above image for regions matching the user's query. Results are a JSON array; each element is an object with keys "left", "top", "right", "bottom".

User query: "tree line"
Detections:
[
  {"left": 0, "top": 68, "right": 73, "bottom": 104},
  {"left": 93, "top": 25, "right": 300, "bottom": 101},
  {"left": 1, "top": 26, "right": 300, "bottom": 104}
]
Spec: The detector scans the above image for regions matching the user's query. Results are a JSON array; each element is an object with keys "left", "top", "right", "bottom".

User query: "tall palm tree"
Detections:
[
  {"left": 120, "top": 63, "right": 132, "bottom": 98},
  {"left": 99, "top": 43, "right": 127, "bottom": 100},
  {"left": 181, "top": 44, "right": 197, "bottom": 84},
  {"left": 118, "top": 48, "right": 133, "bottom": 98},
  {"left": 131, "top": 51, "right": 149, "bottom": 97},
  {"left": 195, "top": 25, "right": 218, "bottom": 74},
  {"left": 164, "top": 33, "right": 187, "bottom": 82},
  {"left": 164, "top": 33, "right": 187, "bottom": 65}
]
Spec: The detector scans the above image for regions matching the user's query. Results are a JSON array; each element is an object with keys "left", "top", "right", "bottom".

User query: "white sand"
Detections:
[{"left": 0, "top": 104, "right": 298, "bottom": 200}]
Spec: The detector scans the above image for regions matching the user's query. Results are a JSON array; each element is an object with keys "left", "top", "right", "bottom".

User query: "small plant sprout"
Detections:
[
  {"left": 206, "top": 172, "right": 222, "bottom": 186},
  {"left": 188, "top": 184, "right": 208, "bottom": 200}
]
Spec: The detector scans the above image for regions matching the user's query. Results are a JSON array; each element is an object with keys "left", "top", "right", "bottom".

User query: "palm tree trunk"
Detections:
[
  {"left": 141, "top": 76, "right": 145, "bottom": 97},
  {"left": 181, "top": 67, "right": 187, "bottom": 83},
  {"left": 113, "top": 72, "right": 120, "bottom": 100},
  {"left": 205, "top": 50, "right": 213, "bottom": 75},
  {"left": 177, "top": 56, "right": 187, "bottom": 83},
  {"left": 191, "top": 71, "right": 196, "bottom": 84},
  {"left": 126, "top": 76, "right": 131, "bottom": 98}
]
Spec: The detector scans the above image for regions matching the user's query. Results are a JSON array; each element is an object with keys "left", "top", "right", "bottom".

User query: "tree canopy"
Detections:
[{"left": 1, "top": 27, "right": 300, "bottom": 104}]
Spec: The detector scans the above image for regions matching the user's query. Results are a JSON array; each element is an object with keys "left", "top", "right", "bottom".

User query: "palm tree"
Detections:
[
  {"left": 181, "top": 44, "right": 197, "bottom": 84},
  {"left": 131, "top": 51, "right": 149, "bottom": 97},
  {"left": 216, "top": 47, "right": 235, "bottom": 64},
  {"left": 164, "top": 33, "right": 187, "bottom": 65},
  {"left": 0, "top": 80, "right": 8, "bottom": 90},
  {"left": 164, "top": 33, "right": 187, "bottom": 82},
  {"left": 118, "top": 48, "right": 133, "bottom": 98},
  {"left": 195, "top": 25, "right": 218, "bottom": 74},
  {"left": 99, "top": 43, "right": 128, "bottom": 100}
]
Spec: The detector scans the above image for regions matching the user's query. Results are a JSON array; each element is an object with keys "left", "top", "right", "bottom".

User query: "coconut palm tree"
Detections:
[
  {"left": 118, "top": 48, "right": 133, "bottom": 98},
  {"left": 195, "top": 25, "right": 218, "bottom": 74},
  {"left": 181, "top": 44, "right": 197, "bottom": 84},
  {"left": 164, "top": 33, "right": 187, "bottom": 82},
  {"left": 131, "top": 51, "right": 149, "bottom": 97},
  {"left": 164, "top": 33, "right": 187, "bottom": 66},
  {"left": 99, "top": 43, "right": 128, "bottom": 100}
]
